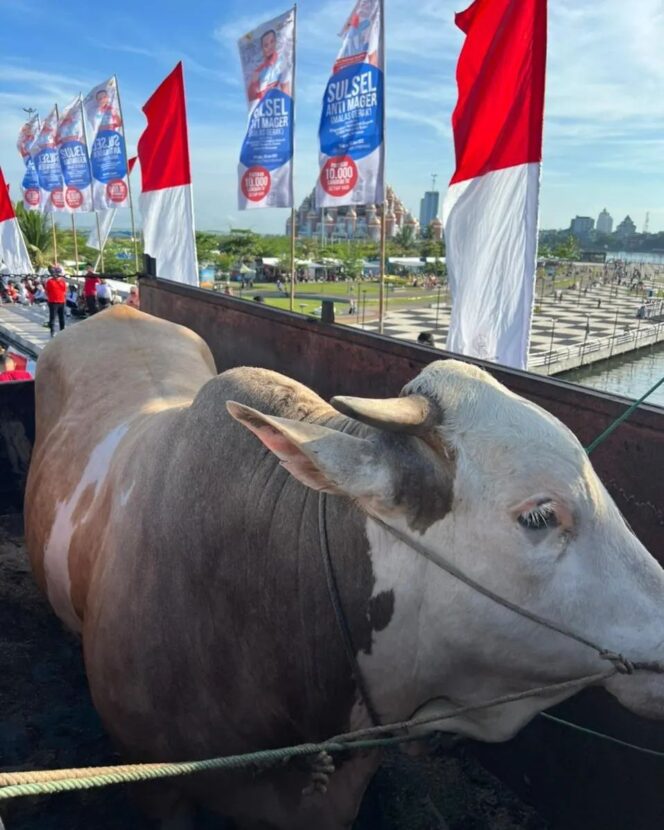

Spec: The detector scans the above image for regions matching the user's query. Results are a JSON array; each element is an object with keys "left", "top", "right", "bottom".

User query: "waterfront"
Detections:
[
  {"left": 607, "top": 252, "right": 664, "bottom": 265},
  {"left": 563, "top": 341, "right": 664, "bottom": 408}
]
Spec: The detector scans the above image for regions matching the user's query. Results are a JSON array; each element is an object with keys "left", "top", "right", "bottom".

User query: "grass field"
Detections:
[{"left": 227, "top": 280, "right": 448, "bottom": 319}]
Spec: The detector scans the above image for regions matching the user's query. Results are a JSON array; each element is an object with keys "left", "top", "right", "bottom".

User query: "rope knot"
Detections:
[{"left": 600, "top": 650, "right": 635, "bottom": 675}]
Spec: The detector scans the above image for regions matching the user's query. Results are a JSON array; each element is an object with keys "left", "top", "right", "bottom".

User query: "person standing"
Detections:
[
  {"left": 96, "top": 278, "right": 113, "bottom": 310},
  {"left": 65, "top": 283, "right": 78, "bottom": 316},
  {"left": 83, "top": 268, "right": 101, "bottom": 315},
  {"left": 45, "top": 266, "right": 67, "bottom": 337}
]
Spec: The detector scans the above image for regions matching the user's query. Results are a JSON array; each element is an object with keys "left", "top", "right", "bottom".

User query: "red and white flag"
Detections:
[
  {"left": 0, "top": 168, "right": 33, "bottom": 274},
  {"left": 137, "top": 63, "right": 198, "bottom": 285},
  {"left": 443, "top": 0, "right": 547, "bottom": 369}
]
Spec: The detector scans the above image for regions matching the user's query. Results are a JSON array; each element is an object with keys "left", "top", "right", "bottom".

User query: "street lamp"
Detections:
[
  {"left": 547, "top": 319, "right": 556, "bottom": 375},
  {"left": 580, "top": 315, "right": 590, "bottom": 367}
]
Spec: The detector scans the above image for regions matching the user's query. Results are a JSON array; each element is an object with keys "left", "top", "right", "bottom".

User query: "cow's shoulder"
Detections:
[
  {"left": 197, "top": 367, "right": 334, "bottom": 423},
  {"left": 34, "top": 306, "right": 216, "bottom": 441}
]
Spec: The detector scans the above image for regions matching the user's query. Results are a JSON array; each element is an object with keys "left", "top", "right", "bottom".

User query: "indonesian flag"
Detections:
[
  {"left": 443, "top": 0, "right": 547, "bottom": 369},
  {"left": 137, "top": 63, "right": 198, "bottom": 285},
  {"left": 0, "top": 168, "right": 33, "bottom": 274}
]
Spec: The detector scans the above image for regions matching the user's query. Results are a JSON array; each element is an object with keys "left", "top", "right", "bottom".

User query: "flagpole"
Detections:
[
  {"left": 95, "top": 212, "right": 105, "bottom": 272},
  {"left": 289, "top": 4, "right": 298, "bottom": 312},
  {"left": 78, "top": 94, "right": 102, "bottom": 272},
  {"left": 378, "top": 202, "right": 386, "bottom": 333},
  {"left": 290, "top": 208, "right": 296, "bottom": 311},
  {"left": 51, "top": 214, "right": 58, "bottom": 264},
  {"left": 377, "top": 0, "right": 387, "bottom": 335},
  {"left": 52, "top": 102, "right": 60, "bottom": 266},
  {"left": 71, "top": 214, "right": 79, "bottom": 275},
  {"left": 113, "top": 75, "right": 140, "bottom": 273}
]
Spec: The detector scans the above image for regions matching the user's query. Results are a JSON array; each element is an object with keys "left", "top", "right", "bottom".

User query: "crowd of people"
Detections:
[{"left": 0, "top": 264, "right": 140, "bottom": 338}]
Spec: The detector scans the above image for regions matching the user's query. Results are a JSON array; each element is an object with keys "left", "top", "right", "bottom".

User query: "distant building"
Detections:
[
  {"left": 596, "top": 208, "right": 613, "bottom": 235},
  {"left": 419, "top": 191, "right": 440, "bottom": 230},
  {"left": 570, "top": 216, "right": 595, "bottom": 237},
  {"left": 287, "top": 186, "right": 420, "bottom": 242},
  {"left": 615, "top": 215, "right": 637, "bottom": 239}
]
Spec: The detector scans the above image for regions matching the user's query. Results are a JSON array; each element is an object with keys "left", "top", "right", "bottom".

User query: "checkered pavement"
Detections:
[{"left": 351, "top": 284, "right": 659, "bottom": 365}]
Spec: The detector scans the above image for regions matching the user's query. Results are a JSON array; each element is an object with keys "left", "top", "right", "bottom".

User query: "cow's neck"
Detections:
[{"left": 307, "top": 414, "right": 439, "bottom": 731}]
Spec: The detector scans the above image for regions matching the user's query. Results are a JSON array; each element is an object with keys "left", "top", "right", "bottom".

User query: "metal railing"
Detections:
[{"left": 530, "top": 320, "right": 664, "bottom": 372}]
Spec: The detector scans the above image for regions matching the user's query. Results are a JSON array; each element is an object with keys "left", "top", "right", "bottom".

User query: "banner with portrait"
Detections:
[
  {"left": 83, "top": 76, "right": 130, "bottom": 210},
  {"left": 29, "top": 106, "right": 66, "bottom": 213},
  {"left": 57, "top": 96, "right": 93, "bottom": 212},
  {"left": 316, "top": 0, "right": 384, "bottom": 207},
  {"left": 237, "top": 8, "right": 295, "bottom": 209},
  {"left": 16, "top": 113, "right": 42, "bottom": 212}
]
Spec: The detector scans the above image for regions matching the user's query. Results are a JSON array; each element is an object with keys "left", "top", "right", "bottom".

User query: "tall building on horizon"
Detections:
[
  {"left": 570, "top": 215, "right": 595, "bottom": 237},
  {"left": 596, "top": 208, "right": 613, "bottom": 235},
  {"left": 419, "top": 191, "right": 440, "bottom": 231},
  {"left": 615, "top": 215, "right": 637, "bottom": 239}
]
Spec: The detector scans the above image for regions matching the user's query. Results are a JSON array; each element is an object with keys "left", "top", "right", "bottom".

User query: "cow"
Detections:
[{"left": 25, "top": 306, "right": 664, "bottom": 829}]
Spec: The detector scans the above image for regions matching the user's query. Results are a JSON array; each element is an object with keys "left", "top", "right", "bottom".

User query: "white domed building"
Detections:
[{"left": 287, "top": 185, "right": 421, "bottom": 242}]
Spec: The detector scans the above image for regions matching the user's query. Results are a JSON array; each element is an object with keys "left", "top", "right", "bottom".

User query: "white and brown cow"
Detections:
[{"left": 25, "top": 306, "right": 664, "bottom": 829}]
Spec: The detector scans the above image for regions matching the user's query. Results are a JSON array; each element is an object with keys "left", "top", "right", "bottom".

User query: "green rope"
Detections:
[
  {"left": 540, "top": 713, "right": 664, "bottom": 759},
  {"left": 0, "top": 735, "right": 417, "bottom": 802},
  {"left": 585, "top": 373, "right": 664, "bottom": 455}
]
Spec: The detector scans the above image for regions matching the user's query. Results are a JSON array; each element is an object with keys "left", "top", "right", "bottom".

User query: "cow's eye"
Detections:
[{"left": 518, "top": 502, "right": 559, "bottom": 531}]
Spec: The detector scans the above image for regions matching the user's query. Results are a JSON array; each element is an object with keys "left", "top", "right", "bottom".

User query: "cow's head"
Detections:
[{"left": 228, "top": 360, "right": 664, "bottom": 741}]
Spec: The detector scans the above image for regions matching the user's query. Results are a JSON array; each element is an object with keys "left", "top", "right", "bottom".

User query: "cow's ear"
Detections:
[{"left": 226, "top": 401, "right": 390, "bottom": 498}]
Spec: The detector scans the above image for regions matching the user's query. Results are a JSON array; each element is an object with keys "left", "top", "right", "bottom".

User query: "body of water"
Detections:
[
  {"left": 607, "top": 251, "right": 664, "bottom": 265},
  {"left": 563, "top": 341, "right": 664, "bottom": 408}
]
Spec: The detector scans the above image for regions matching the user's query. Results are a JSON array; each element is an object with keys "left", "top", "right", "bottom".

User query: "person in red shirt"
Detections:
[
  {"left": 45, "top": 266, "right": 67, "bottom": 337},
  {"left": 83, "top": 267, "right": 101, "bottom": 315},
  {"left": 0, "top": 350, "right": 32, "bottom": 382}
]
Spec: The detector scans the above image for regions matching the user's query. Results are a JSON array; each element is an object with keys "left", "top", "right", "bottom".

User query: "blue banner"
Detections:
[
  {"left": 57, "top": 97, "right": 93, "bottom": 212},
  {"left": 83, "top": 77, "right": 130, "bottom": 209},
  {"left": 30, "top": 107, "right": 65, "bottom": 213},
  {"left": 317, "top": 0, "right": 384, "bottom": 207},
  {"left": 17, "top": 113, "right": 42, "bottom": 211},
  {"left": 237, "top": 8, "right": 295, "bottom": 209}
]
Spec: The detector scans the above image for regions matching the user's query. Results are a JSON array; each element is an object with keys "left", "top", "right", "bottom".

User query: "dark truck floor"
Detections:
[{"left": 0, "top": 515, "right": 546, "bottom": 830}]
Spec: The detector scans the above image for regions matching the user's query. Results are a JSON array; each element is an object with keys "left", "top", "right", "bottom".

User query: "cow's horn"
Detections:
[{"left": 330, "top": 394, "right": 439, "bottom": 433}]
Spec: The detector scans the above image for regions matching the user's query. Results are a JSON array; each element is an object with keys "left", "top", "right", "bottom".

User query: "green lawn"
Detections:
[{"left": 228, "top": 280, "right": 448, "bottom": 317}]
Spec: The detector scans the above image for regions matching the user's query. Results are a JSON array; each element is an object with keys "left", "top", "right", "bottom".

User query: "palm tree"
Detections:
[
  {"left": 15, "top": 202, "right": 57, "bottom": 267},
  {"left": 393, "top": 225, "right": 416, "bottom": 253}
]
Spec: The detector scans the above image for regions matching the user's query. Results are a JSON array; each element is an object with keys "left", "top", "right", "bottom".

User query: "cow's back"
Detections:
[{"left": 24, "top": 306, "right": 216, "bottom": 628}]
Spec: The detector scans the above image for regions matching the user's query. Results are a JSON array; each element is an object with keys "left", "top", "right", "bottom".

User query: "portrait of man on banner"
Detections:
[
  {"left": 17, "top": 121, "right": 37, "bottom": 159},
  {"left": 34, "top": 120, "right": 57, "bottom": 152},
  {"left": 93, "top": 86, "right": 123, "bottom": 131},
  {"left": 56, "top": 108, "right": 83, "bottom": 144},
  {"left": 335, "top": 0, "right": 380, "bottom": 71},
  {"left": 246, "top": 25, "right": 292, "bottom": 101}
]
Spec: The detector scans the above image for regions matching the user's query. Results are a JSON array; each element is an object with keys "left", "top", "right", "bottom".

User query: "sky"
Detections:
[{"left": 1, "top": 0, "right": 663, "bottom": 235}]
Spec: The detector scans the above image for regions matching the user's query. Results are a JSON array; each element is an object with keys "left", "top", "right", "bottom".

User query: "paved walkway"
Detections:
[
  {"left": 0, "top": 304, "right": 81, "bottom": 357},
  {"left": 350, "top": 281, "right": 664, "bottom": 371}
]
